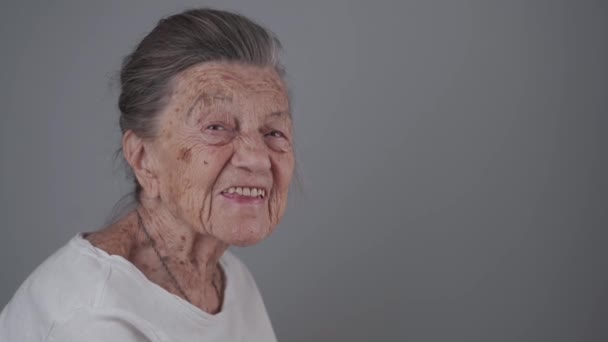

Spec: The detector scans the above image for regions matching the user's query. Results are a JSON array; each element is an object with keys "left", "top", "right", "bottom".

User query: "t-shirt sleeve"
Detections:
[{"left": 46, "top": 308, "right": 160, "bottom": 342}]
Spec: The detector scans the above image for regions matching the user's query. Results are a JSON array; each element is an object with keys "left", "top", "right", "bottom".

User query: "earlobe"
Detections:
[{"left": 122, "top": 130, "right": 159, "bottom": 198}]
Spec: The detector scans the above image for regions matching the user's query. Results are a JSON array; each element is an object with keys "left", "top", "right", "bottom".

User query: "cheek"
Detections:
[
  {"left": 269, "top": 152, "right": 295, "bottom": 220},
  {"left": 176, "top": 146, "right": 230, "bottom": 195},
  {"left": 158, "top": 142, "right": 232, "bottom": 217},
  {"left": 275, "top": 153, "right": 295, "bottom": 189}
]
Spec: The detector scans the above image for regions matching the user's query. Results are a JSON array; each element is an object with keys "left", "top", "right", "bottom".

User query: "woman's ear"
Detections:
[{"left": 122, "top": 130, "right": 160, "bottom": 198}]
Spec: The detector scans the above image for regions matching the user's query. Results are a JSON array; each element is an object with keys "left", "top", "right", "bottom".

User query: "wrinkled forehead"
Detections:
[{"left": 169, "top": 62, "right": 289, "bottom": 108}]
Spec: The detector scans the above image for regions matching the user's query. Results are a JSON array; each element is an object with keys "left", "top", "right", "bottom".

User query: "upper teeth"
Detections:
[{"left": 226, "top": 187, "right": 266, "bottom": 198}]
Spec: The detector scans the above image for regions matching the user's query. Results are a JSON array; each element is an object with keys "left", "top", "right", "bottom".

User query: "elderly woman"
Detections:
[{"left": 0, "top": 8, "right": 293, "bottom": 341}]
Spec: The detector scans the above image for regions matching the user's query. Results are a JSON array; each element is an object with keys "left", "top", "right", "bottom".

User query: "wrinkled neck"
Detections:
[{"left": 134, "top": 201, "right": 228, "bottom": 281}]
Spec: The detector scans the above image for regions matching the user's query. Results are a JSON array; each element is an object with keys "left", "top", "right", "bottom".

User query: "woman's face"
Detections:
[{"left": 149, "top": 62, "right": 294, "bottom": 246}]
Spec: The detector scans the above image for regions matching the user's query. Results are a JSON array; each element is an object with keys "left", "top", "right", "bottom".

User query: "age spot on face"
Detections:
[{"left": 177, "top": 147, "right": 192, "bottom": 163}]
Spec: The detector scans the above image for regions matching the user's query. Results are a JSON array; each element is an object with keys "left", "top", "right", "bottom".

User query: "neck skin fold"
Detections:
[{"left": 134, "top": 197, "right": 228, "bottom": 286}]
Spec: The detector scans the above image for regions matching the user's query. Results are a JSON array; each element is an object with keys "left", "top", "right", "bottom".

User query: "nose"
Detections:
[{"left": 230, "top": 135, "right": 271, "bottom": 172}]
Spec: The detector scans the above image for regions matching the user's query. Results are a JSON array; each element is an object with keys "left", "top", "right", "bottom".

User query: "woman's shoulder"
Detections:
[
  {"left": 0, "top": 234, "right": 114, "bottom": 341},
  {"left": 10, "top": 234, "right": 113, "bottom": 305},
  {"left": 14, "top": 234, "right": 112, "bottom": 304}
]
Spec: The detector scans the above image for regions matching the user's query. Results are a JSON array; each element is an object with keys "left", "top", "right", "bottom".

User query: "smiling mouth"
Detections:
[{"left": 221, "top": 186, "right": 266, "bottom": 199}]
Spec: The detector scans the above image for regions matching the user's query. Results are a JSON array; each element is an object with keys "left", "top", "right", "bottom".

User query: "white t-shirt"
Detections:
[{"left": 0, "top": 234, "right": 277, "bottom": 341}]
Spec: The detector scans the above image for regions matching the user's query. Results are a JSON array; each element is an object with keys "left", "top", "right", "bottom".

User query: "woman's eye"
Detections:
[
  {"left": 207, "top": 124, "right": 226, "bottom": 131},
  {"left": 266, "top": 130, "right": 285, "bottom": 138}
]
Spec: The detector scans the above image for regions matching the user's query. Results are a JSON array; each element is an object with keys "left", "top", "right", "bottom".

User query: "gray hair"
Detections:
[{"left": 117, "top": 8, "right": 285, "bottom": 200}]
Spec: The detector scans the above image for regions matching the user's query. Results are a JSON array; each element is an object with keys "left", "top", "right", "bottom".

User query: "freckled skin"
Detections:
[
  {"left": 177, "top": 147, "right": 192, "bottom": 163},
  {"left": 154, "top": 62, "right": 294, "bottom": 246},
  {"left": 85, "top": 62, "right": 294, "bottom": 314}
]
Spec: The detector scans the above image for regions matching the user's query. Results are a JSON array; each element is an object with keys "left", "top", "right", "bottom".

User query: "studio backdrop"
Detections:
[{"left": 1, "top": 1, "right": 606, "bottom": 341}]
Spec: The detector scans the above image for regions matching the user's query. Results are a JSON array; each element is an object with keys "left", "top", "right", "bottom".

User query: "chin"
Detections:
[{"left": 216, "top": 222, "right": 275, "bottom": 247}]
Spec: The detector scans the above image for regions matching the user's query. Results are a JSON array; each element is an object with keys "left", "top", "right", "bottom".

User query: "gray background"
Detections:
[{"left": 1, "top": 0, "right": 606, "bottom": 341}]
